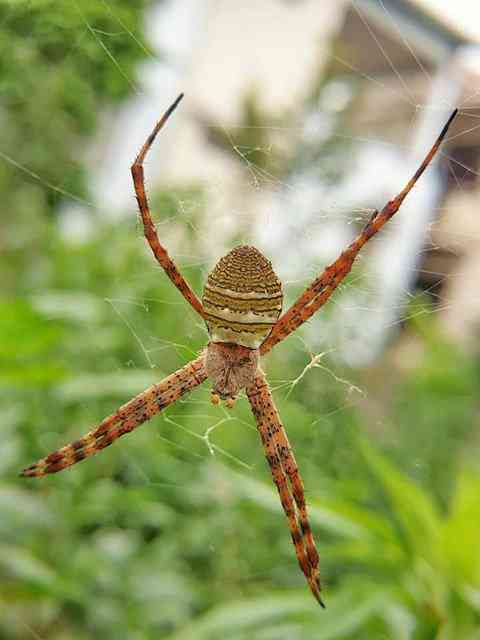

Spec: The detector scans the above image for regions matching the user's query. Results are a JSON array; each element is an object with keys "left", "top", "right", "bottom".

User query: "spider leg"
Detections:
[
  {"left": 246, "top": 371, "right": 324, "bottom": 606},
  {"left": 131, "top": 94, "right": 205, "bottom": 318},
  {"left": 273, "top": 413, "right": 319, "bottom": 574},
  {"left": 260, "top": 108, "right": 458, "bottom": 355},
  {"left": 21, "top": 356, "right": 207, "bottom": 477}
]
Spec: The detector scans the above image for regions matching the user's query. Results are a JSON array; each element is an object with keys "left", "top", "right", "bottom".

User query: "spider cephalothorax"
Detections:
[
  {"left": 21, "top": 94, "right": 457, "bottom": 607},
  {"left": 204, "top": 340, "right": 259, "bottom": 404},
  {"left": 203, "top": 244, "right": 282, "bottom": 404}
]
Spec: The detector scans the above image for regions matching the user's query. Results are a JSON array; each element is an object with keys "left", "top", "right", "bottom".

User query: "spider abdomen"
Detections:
[{"left": 202, "top": 245, "right": 283, "bottom": 348}]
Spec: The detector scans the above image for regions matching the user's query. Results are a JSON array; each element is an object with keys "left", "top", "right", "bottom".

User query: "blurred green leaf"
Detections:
[
  {"left": 440, "top": 471, "right": 480, "bottom": 586},
  {"left": 358, "top": 437, "right": 441, "bottom": 562},
  {"left": 167, "top": 582, "right": 386, "bottom": 640},
  {"left": 0, "top": 544, "right": 55, "bottom": 591}
]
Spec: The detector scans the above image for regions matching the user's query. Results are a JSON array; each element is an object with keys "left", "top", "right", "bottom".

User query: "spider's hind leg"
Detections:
[
  {"left": 246, "top": 370, "right": 324, "bottom": 606},
  {"left": 21, "top": 356, "right": 207, "bottom": 477}
]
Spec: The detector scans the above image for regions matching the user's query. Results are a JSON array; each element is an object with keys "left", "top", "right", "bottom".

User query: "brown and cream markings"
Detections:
[{"left": 202, "top": 245, "right": 283, "bottom": 349}]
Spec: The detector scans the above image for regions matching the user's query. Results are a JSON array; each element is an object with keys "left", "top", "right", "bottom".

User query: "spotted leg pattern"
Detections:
[
  {"left": 131, "top": 94, "right": 206, "bottom": 318},
  {"left": 246, "top": 370, "right": 323, "bottom": 606},
  {"left": 260, "top": 109, "right": 458, "bottom": 355},
  {"left": 21, "top": 356, "right": 207, "bottom": 477}
]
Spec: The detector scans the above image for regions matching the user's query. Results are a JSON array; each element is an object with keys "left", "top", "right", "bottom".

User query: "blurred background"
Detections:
[{"left": 2, "top": 0, "right": 480, "bottom": 638}]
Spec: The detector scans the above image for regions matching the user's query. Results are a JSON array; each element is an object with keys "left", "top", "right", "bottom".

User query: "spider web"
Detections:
[
  {"left": 4, "top": 1, "right": 480, "bottom": 637},
  {"left": 5, "top": 5, "right": 478, "bottom": 500}
]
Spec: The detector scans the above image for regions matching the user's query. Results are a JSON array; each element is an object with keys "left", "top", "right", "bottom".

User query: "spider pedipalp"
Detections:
[{"left": 224, "top": 397, "right": 236, "bottom": 409}]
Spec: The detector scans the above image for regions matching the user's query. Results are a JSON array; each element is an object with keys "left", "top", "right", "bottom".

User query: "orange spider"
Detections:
[{"left": 21, "top": 94, "right": 457, "bottom": 605}]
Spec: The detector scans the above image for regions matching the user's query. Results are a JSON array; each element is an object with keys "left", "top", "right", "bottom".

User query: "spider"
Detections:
[{"left": 21, "top": 94, "right": 457, "bottom": 606}]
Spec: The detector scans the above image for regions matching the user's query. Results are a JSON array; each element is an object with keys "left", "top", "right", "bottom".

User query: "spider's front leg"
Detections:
[
  {"left": 131, "top": 94, "right": 206, "bottom": 318},
  {"left": 246, "top": 370, "right": 324, "bottom": 606},
  {"left": 21, "top": 356, "right": 207, "bottom": 477},
  {"left": 260, "top": 108, "right": 458, "bottom": 355}
]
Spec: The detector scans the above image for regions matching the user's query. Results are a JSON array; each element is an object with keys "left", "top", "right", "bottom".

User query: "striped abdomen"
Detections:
[{"left": 202, "top": 245, "right": 283, "bottom": 349}]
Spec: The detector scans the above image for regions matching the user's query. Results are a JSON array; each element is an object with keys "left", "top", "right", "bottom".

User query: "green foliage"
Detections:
[
  {"left": 389, "top": 312, "right": 480, "bottom": 504},
  {"left": 235, "top": 440, "right": 480, "bottom": 639},
  {"left": 2, "top": 217, "right": 480, "bottom": 638},
  {"left": 0, "top": 0, "right": 151, "bottom": 284}
]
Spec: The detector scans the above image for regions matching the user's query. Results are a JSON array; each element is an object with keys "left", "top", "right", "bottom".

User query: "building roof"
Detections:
[{"left": 356, "top": 0, "right": 479, "bottom": 63}]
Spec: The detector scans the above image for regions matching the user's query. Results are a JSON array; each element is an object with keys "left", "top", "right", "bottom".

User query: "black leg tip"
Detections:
[
  {"left": 168, "top": 93, "right": 184, "bottom": 115},
  {"left": 440, "top": 108, "right": 459, "bottom": 139}
]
